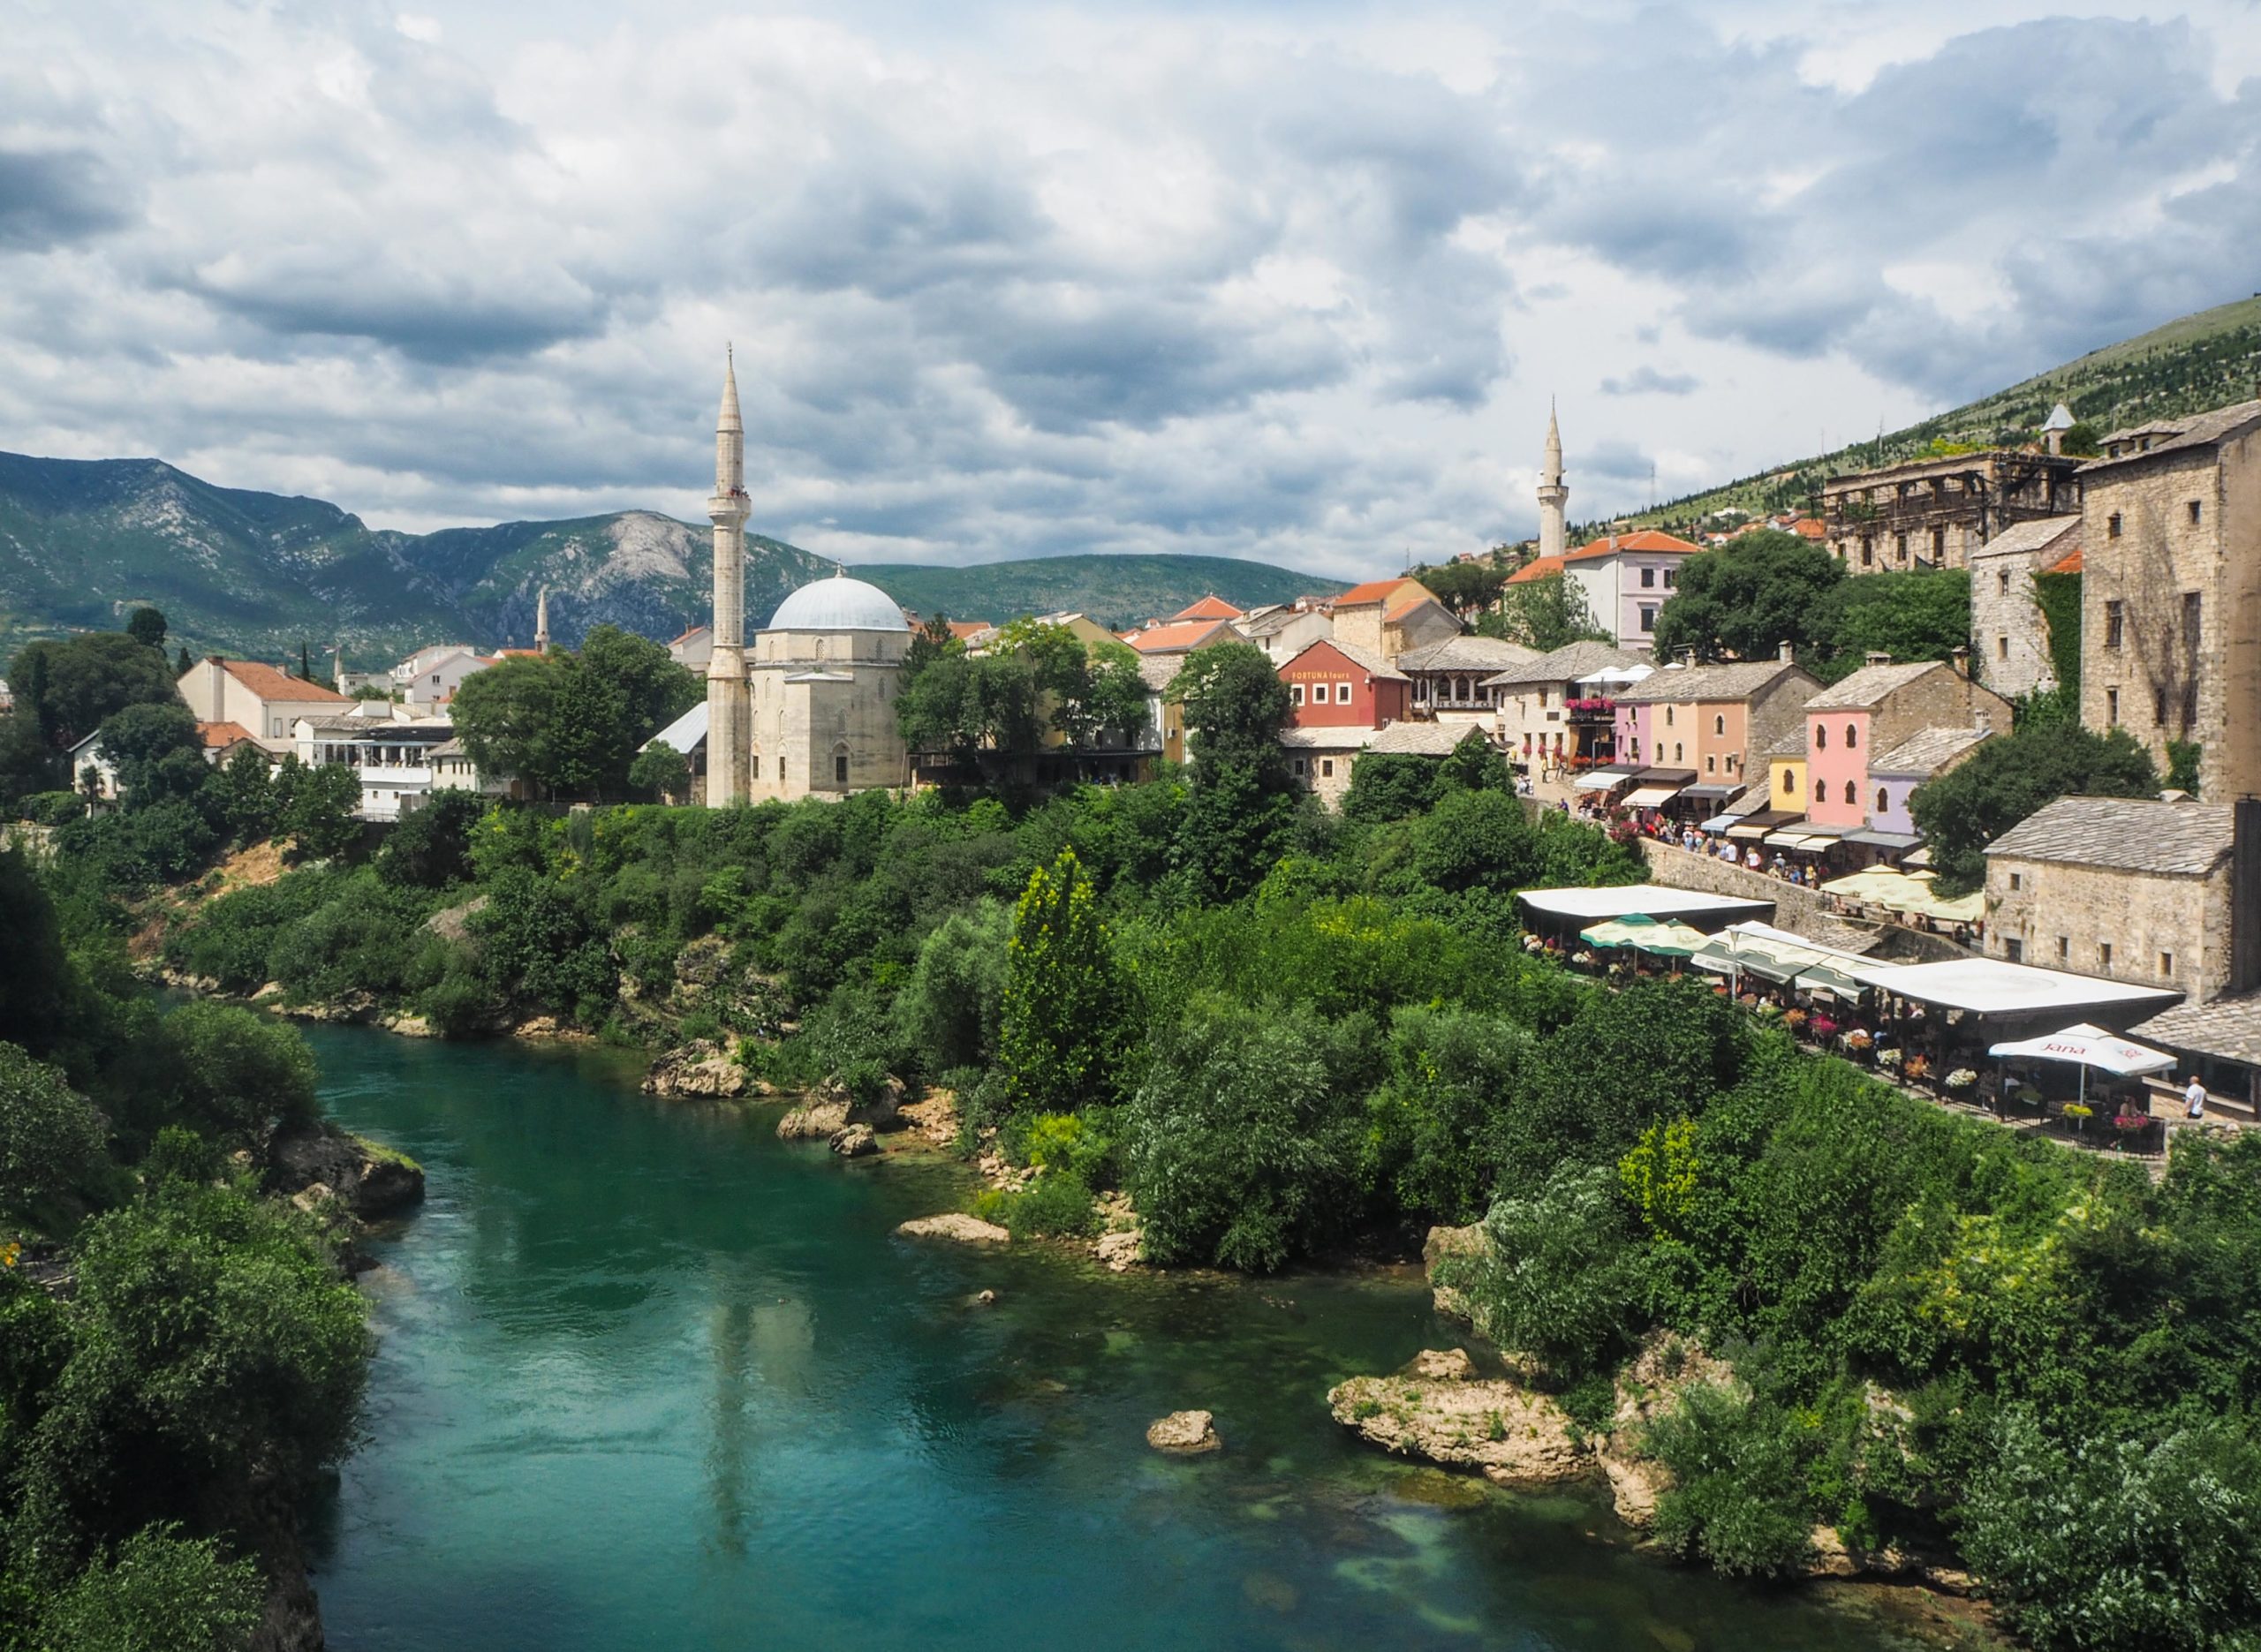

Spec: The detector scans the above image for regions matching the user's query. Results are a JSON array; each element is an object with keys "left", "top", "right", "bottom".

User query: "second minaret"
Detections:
[{"left": 706, "top": 349, "right": 752, "bottom": 807}]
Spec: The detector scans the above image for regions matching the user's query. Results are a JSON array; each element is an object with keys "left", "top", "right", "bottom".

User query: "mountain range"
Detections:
[
  {"left": 1633, "top": 293, "right": 2261, "bottom": 528},
  {"left": 0, "top": 453, "right": 1338, "bottom": 668}
]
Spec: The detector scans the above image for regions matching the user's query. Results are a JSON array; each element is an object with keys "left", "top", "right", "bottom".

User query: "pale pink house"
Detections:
[
  {"left": 1615, "top": 656, "right": 1818, "bottom": 802},
  {"left": 1803, "top": 658, "right": 2011, "bottom": 829}
]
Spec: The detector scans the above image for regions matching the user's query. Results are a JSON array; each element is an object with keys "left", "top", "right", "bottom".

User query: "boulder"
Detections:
[
  {"left": 1094, "top": 1228, "right": 1143, "bottom": 1271},
  {"left": 381, "top": 1014, "right": 438, "bottom": 1038},
  {"left": 895, "top": 1213, "right": 1010, "bottom": 1245},
  {"left": 1327, "top": 1373, "right": 1585, "bottom": 1487},
  {"left": 643, "top": 1039, "right": 751, "bottom": 1099},
  {"left": 828, "top": 1123, "right": 877, "bottom": 1158},
  {"left": 776, "top": 1099, "right": 851, "bottom": 1140},
  {"left": 423, "top": 894, "right": 488, "bottom": 943},
  {"left": 269, "top": 1124, "right": 425, "bottom": 1219},
  {"left": 1423, "top": 1223, "right": 1488, "bottom": 1323},
  {"left": 1146, "top": 1410, "right": 1221, "bottom": 1453},
  {"left": 1598, "top": 1446, "right": 1672, "bottom": 1529},
  {"left": 1408, "top": 1347, "right": 1478, "bottom": 1382}
]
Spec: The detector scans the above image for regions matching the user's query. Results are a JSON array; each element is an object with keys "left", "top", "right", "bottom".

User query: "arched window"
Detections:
[
  {"left": 1876, "top": 787, "right": 1888, "bottom": 813},
  {"left": 1713, "top": 714, "right": 1725, "bottom": 735},
  {"left": 1814, "top": 779, "right": 1826, "bottom": 803},
  {"left": 1845, "top": 723, "right": 1857, "bottom": 749},
  {"left": 1674, "top": 742, "right": 1683, "bottom": 762},
  {"left": 1843, "top": 780, "right": 1856, "bottom": 804},
  {"left": 1665, "top": 706, "right": 1675, "bottom": 727},
  {"left": 1781, "top": 770, "right": 1794, "bottom": 795},
  {"left": 1815, "top": 725, "right": 1827, "bottom": 750},
  {"left": 832, "top": 743, "right": 850, "bottom": 788}
]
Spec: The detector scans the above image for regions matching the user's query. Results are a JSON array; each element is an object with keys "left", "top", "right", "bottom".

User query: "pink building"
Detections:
[
  {"left": 1802, "top": 657, "right": 2012, "bottom": 829},
  {"left": 1614, "top": 658, "right": 1818, "bottom": 797}
]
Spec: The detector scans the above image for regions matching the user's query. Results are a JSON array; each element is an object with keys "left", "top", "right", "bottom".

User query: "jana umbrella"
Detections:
[
  {"left": 1580, "top": 914, "right": 1708, "bottom": 959},
  {"left": 1987, "top": 1022, "right": 2176, "bottom": 1107}
]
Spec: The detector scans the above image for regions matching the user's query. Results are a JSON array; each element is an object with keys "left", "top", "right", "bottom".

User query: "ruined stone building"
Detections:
[
  {"left": 1968, "top": 516, "right": 2081, "bottom": 699},
  {"left": 1822, "top": 449, "right": 2083, "bottom": 573},
  {"left": 2077, "top": 398, "right": 2261, "bottom": 802}
]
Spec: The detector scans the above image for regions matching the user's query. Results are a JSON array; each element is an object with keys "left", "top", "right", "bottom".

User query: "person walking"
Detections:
[{"left": 2184, "top": 1073, "right": 2208, "bottom": 1121}]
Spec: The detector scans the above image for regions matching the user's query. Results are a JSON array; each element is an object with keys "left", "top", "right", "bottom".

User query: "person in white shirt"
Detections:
[{"left": 2184, "top": 1075, "right": 2207, "bottom": 1120}]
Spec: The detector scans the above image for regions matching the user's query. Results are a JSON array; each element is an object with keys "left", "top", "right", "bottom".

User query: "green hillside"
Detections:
[
  {"left": 852, "top": 554, "right": 1345, "bottom": 629},
  {"left": 1636, "top": 294, "right": 2261, "bottom": 528}
]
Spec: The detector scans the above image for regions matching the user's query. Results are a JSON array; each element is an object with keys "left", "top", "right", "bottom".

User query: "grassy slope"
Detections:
[{"left": 1634, "top": 294, "right": 2261, "bottom": 528}]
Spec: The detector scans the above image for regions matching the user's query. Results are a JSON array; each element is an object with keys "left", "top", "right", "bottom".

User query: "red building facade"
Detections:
[{"left": 1279, "top": 639, "right": 1409, "bottom": 728}]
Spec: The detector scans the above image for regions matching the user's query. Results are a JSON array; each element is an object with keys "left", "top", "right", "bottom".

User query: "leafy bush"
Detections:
[
  {"left": 1002, "top": 1169, "right": 1099, "bottom": 1239},
  {"left": 1446, "top": 1164, "right": 1652, "bottom": 1382},
  {"left": 0, "top": 1043, "right": 106, "bottom": 1218},
  {"left": 151, "top": 1001, "right": 320, "bottom": 1146},
  {"left": 32, "top": 1524, "right": 262, "bottom": 1652},
  {"left": 1644, "top": 1382, "right": 1819, "bottom": 1578}
]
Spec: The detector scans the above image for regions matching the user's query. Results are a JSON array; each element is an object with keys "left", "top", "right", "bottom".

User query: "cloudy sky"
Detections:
[{"left": 4, "top": 0, "right": 2259, "bottom": 581}]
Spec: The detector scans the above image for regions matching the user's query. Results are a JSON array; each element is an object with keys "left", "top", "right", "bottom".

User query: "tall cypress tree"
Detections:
[{"left": 998, "top": 848, "right": 1125, "bottom": 1116}]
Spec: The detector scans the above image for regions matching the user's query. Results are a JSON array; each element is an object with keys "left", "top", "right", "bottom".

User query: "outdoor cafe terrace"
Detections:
[{"left": 1515, "top": 886, "right": 2227, "bottom": 1158}]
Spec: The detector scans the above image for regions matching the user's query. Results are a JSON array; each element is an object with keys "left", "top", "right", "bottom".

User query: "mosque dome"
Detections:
[{"left": 765, "top": 573, "right": 909, "bottom": 633}]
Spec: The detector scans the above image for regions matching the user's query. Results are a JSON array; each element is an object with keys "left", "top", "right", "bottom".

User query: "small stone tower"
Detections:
[
  {"left": 1538, "top": 403, "right": 1569, "bottom": 562},
  {"left": 706, "top": 348, "right": 752, "bottom": 807},
  {"left": 533, "top": 586, "right": 550, "bottom": 653}
]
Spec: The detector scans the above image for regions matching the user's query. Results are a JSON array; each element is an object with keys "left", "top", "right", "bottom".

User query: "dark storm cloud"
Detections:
[{"left": 0, "top": 148, "right": 133, "bottom": 251}]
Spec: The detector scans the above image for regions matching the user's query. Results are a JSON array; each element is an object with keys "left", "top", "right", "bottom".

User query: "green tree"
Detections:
[
  {"left": 8, "top": 635, "right": 178, "bottom": 751},
  {"left": 1652, "top": 531, "right": 1845, "bottom": 662},
  {"left": 1340, "top": 751, "right": 1443, "bottom": 823},
  {"left": 155, "top": 1001, "right": 320, "bottom": 1143},
  {"left": 209, "top": 744, "right": 275, "bottom": 842},
  {"left": 32, "top": 1525, "right": 262, "bottom": 1652},
  {"left": 1441, "top": 1163, "right": 1653, "bottom": 1380},
  {"left": 125, "top": 608, "right": 168, "bottom": 652},
  {"left": 173, "top": 645, "right": 192, "bottom": 678},
  {"left": 998, "top": 849, "right": 1124, "bottom": 1114},
  {"left": 451, "top": 629, "right": 698, "bottom": 800},
  {"left": 1814, "top": 570, "right": 1970, "bottom": 679},
  {"left": 891, "top": 900, "right": 1011, "bottom": 1072},
  {"left": 93, "top": 703, "right": 204, "bottom": 807},
  {"left": 1477, "top": 574, "right": 1609, "bottom": 651},
  {"left": 1171, "top": 642, "right": 1291, "bottom": 773},
  {"left": 1438, "top": 728, "right": 1511, "bottom": 793},
  {"left": 1419, "top": 559, "right": 1509, "bottom": 617},
  {"left": 1124, "top": 1000, "right": 1371, "bottom": 1271},
  {"left": 0, "top": 1043, "right": 106, "bottom": 1217},
  {"left": 903, "top": 613, "right": 961, "bottom": 685},
  {"left": 895, "top": 652, "right": 1040, "bottom": 761},
  {"left": 282, "top": 762, "right": 361, "bottom": 860},
  {"left": 627, "top": 743, "right": 691, "bottom": 803},
  {"left": 1909, "top": 723, "right": 2159, "bottom": 893}
]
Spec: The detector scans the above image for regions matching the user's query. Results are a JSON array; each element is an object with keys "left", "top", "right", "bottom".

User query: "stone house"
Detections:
[
  {"left": 1239, "top": 603, "right": 1335, "bottom": 664},
  {"left": 1482, "top": 640, "right": 1648, "bottom": 776},
  {"left": 1280, "top": 726, "right": 1372, "bottom": 806},
  {"left": 1395, "top": 635, "right": 1538, "bottom": 722},
  {"left": 291, "top": 705, "right": 469, "bottom": 821},
  {"left": 1823, "top": 449, "right": 2082, "bottom": 573},
  {"left": 1967, "top": 516, "right": 2080, "bottom": 699},
  {"left": 1802, "top": 657, "right": 2012, "bottom": 831},
  {"left": 1325, "top": 578, "right": 1451, "bottom": 660},
  {"left": 2076, "top": 398, "right": 2261, "bottom": 801},
  {"left": 1984, "top": 796, "right": 2252, "bottom": 1006},
  {"left": 1864, "top": 725, "right": 1993, "bottom": 845}
]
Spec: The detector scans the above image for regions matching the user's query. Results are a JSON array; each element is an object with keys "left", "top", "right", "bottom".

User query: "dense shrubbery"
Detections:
[{"left": 0, "top": 849, "right": 370, "bottom": 1647}]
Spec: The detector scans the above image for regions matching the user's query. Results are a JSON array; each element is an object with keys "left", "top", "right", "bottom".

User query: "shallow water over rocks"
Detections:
[{"left": 301, "top": 1025, "right": 1978, "bottom": 1652}]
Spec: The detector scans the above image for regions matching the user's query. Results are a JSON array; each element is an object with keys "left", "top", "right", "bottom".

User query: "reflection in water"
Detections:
[{"left": 305, "top": 1026, "right": 1976, "bottom": 1652}]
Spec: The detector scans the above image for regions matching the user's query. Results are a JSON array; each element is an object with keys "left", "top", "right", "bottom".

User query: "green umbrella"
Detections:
[{"left": 1580, "top": 914, "right": 1707, "bottom": 958}]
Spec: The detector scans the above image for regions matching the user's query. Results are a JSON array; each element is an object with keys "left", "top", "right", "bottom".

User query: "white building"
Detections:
[
  {"left": 291, "top": 703, "right": 499, "bottom": 819},
  {"left": 178, "top": 657, "right": 354, "bottom": 750}
]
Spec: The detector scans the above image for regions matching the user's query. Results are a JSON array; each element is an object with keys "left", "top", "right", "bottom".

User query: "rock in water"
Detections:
[
  {"left": 269, "top": 1123, "right": 425, "bottom": 1219},
  {"left": 1146, "top": 1410, "right": 1221, "bottom": 1453},
  {"left": 1327, "top": 1374, "right": 1584, "bottom": 1486},
  {"left": 1409, "top": 1347, "right": 1478, "bottom": 1382},
  {"left": 642, "top": 1039, "right": 750, "bottom": 1098},
  {"left": 894, "top": 1213, "right": 1010, "bottom": 1245},
  {"left": 775, "top": 1099, "right": 851, "bottom": 1140},
  {"left": 828, "top": 1123, "right": 877, "bottom": 1158}
]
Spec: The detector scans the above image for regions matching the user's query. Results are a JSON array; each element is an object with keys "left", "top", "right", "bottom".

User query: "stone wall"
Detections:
[
  {"left": 2081, "top": 426, "right": 2261, "bottom": 800},
  {"left": 1985, "top": 855, "right": 2233, "bottom": 1003},
  {"left": 1970, "top": 544, "right": 2060, "bottom": 701}
]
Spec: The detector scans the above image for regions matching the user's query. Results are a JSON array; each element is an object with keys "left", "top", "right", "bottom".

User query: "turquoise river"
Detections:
[{"left": 299, "top": 1022, "right": 1982, "bottom": 1652}]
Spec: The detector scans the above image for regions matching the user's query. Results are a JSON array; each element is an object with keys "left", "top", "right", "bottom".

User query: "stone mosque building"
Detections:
[{"left": 703, "top": 351, "right": 911, "bottom": 806}]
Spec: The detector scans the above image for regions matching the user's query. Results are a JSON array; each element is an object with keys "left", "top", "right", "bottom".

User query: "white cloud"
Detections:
[{"left": 0, "top": 0, "right": 2257, "bottom": 580}]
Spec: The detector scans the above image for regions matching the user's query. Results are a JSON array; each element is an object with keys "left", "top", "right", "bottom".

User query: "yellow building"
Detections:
[{"left": 1763, "top": 725, "right": 1806, "bottom": 817}]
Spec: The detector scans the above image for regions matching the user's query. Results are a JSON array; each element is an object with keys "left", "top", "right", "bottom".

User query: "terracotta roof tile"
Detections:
[
  {"left": 1330, "top": 577, "right": 1431, "bottom": 607},
  {"left": 1171, "top": 594, "right": 1245, "bottom": 621},
  {"left": 216, "top": 660, "right": 350, "bottom": 703},
  {"left": 1564, "top": 529, "right": 1701, "bottom": 562},
  {"left": 1505, "top": 554, "right": 1565, "bottom": 585}
]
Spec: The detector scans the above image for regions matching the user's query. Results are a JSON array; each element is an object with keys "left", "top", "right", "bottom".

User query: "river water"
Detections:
[{"left": 300, "top": 1024, "right": 1968, "bottom": 1652}]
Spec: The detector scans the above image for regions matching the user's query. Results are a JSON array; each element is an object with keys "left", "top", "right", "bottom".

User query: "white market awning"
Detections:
[
  {"left": 1987, "top": 1022, "right": 2176, "bottom": 1077},
  {"left": 1855, "top": 959, "right": 2182, "bottom": 1020},
  {"left": 1622, "top": 785, "right": 1683, "bottom": 808},
  {"left": 1516, "top": 885, "right": 1775, "bottom": 926},
  {"left": 1576, "top": 770, "right": 1633, "bottom": 791}
]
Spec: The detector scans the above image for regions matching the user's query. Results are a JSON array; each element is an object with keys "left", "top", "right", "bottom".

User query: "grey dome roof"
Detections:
[{"left": 765, "top": 573, "right": 908, "bottom": 633}]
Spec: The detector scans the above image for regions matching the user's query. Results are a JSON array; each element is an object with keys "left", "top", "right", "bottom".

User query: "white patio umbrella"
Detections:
[{"left": 1986, "top": 1022, "right": 2175, "bottom": 1108}]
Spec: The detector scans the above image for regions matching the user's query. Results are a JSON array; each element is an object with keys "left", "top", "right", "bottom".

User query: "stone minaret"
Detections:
[
  {"left": 705, "top": 348, "right": 752, "bottom": 807},
  {"left": 533, "top": 586, "right": 550, "bottom": 653},
  {"left": 1537, "top": 403, "right": 1569, "bottom": 562}
]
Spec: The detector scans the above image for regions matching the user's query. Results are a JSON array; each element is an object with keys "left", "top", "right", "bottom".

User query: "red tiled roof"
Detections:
[
  {"left": 1385, "top": 594, "right": 1443, "bottom": 622},
  {"left": 2045, "top": 547, "right": 2084, "bottom": 575},
  {"left": 1171, "top": 594, "right": 1244, "bottom": 622},
  {"left": 669, "top": 623, "right": 711, "bottom": 645},
  {"left": 1126, "top": 619, "right": 1235, "bottom": 653},
  {"left": 946, "top": 620, "right": 992, "bottom": 640},
  {"left": 1330, "top": 577, "right": 1431, "bottom": 607},
  {"left": 1506, "top": 554, "right": 1565, "bottom": 585},
  {"left": 194, "top": 720, "right": 255, "bottom": 750},
  {"left": 1565, "top": 529, "right": 1701, "bottom": 562},
  {"left": 1790, "top": 517, "right": 1826, "bottom": 539},
  {"left": 216, "top": 659, "right": 350, "bottom": 703}
]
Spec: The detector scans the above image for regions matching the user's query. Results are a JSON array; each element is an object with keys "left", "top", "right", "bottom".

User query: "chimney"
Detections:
[
  {"left": 1950, "top": 645, "right": 1970, "bottom": 678},
  {"left": 1976, "top": 707, "right": 1993, "bottom": 734},
  {"left": 2234, "top": 797, "right": 2261, "bottom": 994},
  {"left": 1778, "top": 640, "right": 1794, "bottom": 664},
  {"left": 1864, "top": 651, "right": 1892, "bottom": 667}
]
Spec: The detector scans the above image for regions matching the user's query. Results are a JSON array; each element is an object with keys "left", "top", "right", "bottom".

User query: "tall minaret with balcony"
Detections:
[
  {"left": 1538, "top": 404, "right": 1569, "bottom": 562},
  {"left": 705, "top": 348, "right": 751, "bottom": 807}
]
